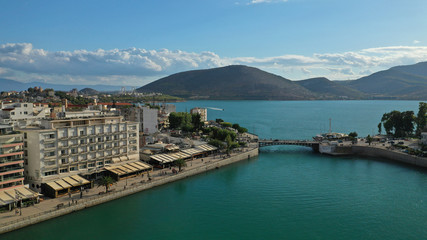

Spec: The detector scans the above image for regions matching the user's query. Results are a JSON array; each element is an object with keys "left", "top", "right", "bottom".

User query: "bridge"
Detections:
[{"left": 258, "top": 139, "right": 319, "bottom": 151}]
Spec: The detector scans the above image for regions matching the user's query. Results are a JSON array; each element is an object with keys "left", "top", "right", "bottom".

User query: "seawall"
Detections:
[
  {"left": 352, "top": 146, "right": 427, "bottom": 168},
  {"left": 0, "top": 148, "right": 259, "bottom": 234}
]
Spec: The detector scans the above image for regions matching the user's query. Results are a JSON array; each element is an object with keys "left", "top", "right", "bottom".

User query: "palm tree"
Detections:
[
  {"left": 97, "top": 176, "right": 116, "bottom": 193},
  {"left": 175, "top": 158, "right": 187, "bottom": 172}
]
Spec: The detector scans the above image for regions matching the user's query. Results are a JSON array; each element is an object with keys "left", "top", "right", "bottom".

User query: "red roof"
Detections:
[{"left": 97, "top": 102, "right": 132, "bottom": 106}]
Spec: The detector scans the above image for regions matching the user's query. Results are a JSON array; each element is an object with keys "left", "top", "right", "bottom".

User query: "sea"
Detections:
[{"left": 3, "top": 100, "right": 427, "bottom": 240}]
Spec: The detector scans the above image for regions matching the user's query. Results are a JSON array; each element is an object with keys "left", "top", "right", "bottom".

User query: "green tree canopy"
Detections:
[
  {"left": 97, "top": 176, "right": 117, "bottom": 193},
  {"left": 381, "top": 110, "right": 415, "bottom": 137},
  {"left": 175, "top": 158, "right": 187, "bottom": 172},
  {"left": 416, "top": 102, "right": 427, "bottom": 136}
]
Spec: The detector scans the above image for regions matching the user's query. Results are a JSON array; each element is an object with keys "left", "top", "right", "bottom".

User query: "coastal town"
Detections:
[
  {"left": 0, "top": 87, "right": 426, "bottom": 234},
  {"left": 0, "top": 87, "right": 261, "bottom": 233}
]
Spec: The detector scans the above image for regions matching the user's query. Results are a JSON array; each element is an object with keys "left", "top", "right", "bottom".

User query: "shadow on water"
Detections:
[{"left": 174, "top": 182, "right": 187, "bottom": 195}]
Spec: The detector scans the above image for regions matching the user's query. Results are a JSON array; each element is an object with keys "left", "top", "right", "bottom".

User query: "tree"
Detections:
[
  {"left": 348, "top": 132, "right": 358, "bottom": 139},
  {"left": 175, "top": 158, "right": 187, "bottom": 172},
  {"left": 366, "top": 135, "right": 373, "bottom": 145},
  {"left": 97, "top": 176, "right": 116, "bottom": 193},
  {"left": 191, "top": 113, "right": 203, "bottom": 131},
  {"left": 416, "top": 102, "right": 427, "bottom": 136},
  {"left": 225, "top": 134, "right": 232, "bottom": 155},
  {"left": 381, "top": 110, "right": 415, "bottom": 137},
  {"left": 377, "top": 123, "right": 382, "bottom": 135}
]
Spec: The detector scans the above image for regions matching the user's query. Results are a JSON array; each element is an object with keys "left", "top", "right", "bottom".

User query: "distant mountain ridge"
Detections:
[
  {"left": 2, "top": 61, "right": 427, "bottom": 100},
  {"left": 137, "top": 62, "right": 427, "bottom": 100},
  {"left": 138, "top": 65, "right": 316, "bottom": 100},
  {"left": 0, "top": 79, "right": 135, "bottom": 92}
]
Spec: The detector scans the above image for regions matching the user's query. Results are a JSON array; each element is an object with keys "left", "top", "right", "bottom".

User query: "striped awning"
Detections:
[
  {"left": 105, "top": 161, "right": 152, "bottom": 176},
  {"left": 181, "top": 148, "right": 204, "bottom": 155},
  {"left": 150, "top": 152, "right": 191, "bottom": 164},
  {"left": 45, "top": 175, "right": 90, "bottom": 192},
  {"left": 0, "top": 186, "right": 38, "bottom": 206},
  {"left": 195, "top": 144, "right": 217, "bottom": 151}
]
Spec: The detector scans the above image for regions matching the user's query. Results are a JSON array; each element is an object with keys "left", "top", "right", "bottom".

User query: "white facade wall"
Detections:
[{"left": 142, "top": 107, "right": 158, "bottom": 134}]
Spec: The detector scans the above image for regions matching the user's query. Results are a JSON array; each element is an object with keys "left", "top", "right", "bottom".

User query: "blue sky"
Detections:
[{"left": 1, "top": 0, "right": 427, "bottom": 86}]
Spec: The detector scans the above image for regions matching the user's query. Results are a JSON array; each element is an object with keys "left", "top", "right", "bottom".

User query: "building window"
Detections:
[
  {"left": 61, "top": 158, "right": 68, "bottom": 164},
  {"left": 70, "top": 166, "right": 77, "bottom": 171},
  {"left": 79, "top": 165, "right": 86, "bottom": 169},
  {"left": 60, "top": 168, "right": 68, "bottom": 173},
  {"left": 80, "top": 130, "right": 85, "bottom": 135},
  {"left": 24, "top": 111, "right": 28, "bottom": 114},
  {"left": 46, "top": 151, "right": 55, "bottom": 157},
  {"left": 24, "top": 104, "right": 27, "bottom": 107},
  {"left": 88, "top": 163, "right": 95, "bottom": 167},
  {"left": 80, "top": 139, "right": 85, "bottom": 144},
  {"left": 97, "top": 162, "right": 103, "bottom": 166},
  {"left": 44, "top": 171, "right": 57, "bottom": 176}
]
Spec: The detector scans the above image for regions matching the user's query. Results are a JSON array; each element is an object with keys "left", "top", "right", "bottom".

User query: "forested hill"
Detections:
[{"left": 137, "top": 65, "right": 316, "bottom": 100}]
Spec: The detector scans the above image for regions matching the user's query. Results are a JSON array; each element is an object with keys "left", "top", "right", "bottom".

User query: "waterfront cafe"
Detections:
[
  {"left": 181, "top": 144, "right": 218, "bottom": 159},
  {"left": 195, "top": 144, "right": 218, "bottom": 155},
  {"left": 105, "top": 161, "right": 153, "bottom": 181},
  {"left": 149, "top": 152, "right": 191, "bottom": 168},
  {"left": 42, "top": 175, "right": 91, "bottom": 198},
  {"left": 0, "top": 186, "right": 39, "bottom": 211}
]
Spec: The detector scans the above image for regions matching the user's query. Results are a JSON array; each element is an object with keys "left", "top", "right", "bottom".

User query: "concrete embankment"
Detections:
[
  {"left": 0, "top": 148, "right": 259, "bottom": 234},
  {"left": 352, "top": 146, "right": 427, "bottom": 168}
]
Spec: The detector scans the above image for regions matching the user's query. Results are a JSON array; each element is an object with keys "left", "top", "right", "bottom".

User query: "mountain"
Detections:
[
  {"left": 295, "top": 77, "right": 367, "bottom": 99},
  {"left": 0, "top": 78, "right": 135, "bottom": 92},
  {"left": 340, "top": 62, "right": 427, "bottom": 99},
  {"left": 79, "top": 88, "right": 100, "bottom": 95},
  {"left": 137, "top": 65, "right": 316, "bottom": 100}
]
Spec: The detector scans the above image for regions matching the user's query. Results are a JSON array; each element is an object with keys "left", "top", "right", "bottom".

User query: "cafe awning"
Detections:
[
  {"left": 150, "top": 152, "right": 191, "bottom": 164},
  {"left": 45, "top": 175, "right": 90, "bottom": 192},
  {"left": 105, "top": 161, "right": 152, "bottom": 177},
  {"left": 0, "top": 186, "right": 38, "bottom": 206}
]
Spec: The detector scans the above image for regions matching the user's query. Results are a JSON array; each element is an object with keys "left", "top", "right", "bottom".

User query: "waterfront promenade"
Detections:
[{"left": 0, "top": 144, "right": 259, "bottom": 234}]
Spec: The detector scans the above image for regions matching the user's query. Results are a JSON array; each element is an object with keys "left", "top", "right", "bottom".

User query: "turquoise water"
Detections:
[{"left": 3, "top": 101, "right": 427, "bottom": 240}]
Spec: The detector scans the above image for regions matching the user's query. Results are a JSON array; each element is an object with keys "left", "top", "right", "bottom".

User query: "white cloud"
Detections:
[
  {"left": 414, "top": 40, "right": 420, "bottom": 44},
  {"left": 1, "top": 42, "right": 427, "bottom": 85},
  {"left": 248, "top": 0, "right": 288, "bottom": 4}
]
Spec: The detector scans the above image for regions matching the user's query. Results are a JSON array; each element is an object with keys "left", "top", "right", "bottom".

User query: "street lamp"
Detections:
[{"left": 15, "top": 192, "right": 22, "bottom": 216}]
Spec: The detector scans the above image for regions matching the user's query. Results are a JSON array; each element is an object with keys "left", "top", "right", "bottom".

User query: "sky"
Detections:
[{"left": 1, "top": 0, "right": 427, "bottom": 86}]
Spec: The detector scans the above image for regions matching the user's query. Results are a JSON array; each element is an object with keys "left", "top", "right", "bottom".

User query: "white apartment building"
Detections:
[
  {"left": 123, "top": 106, "right": 158, "bottom": 135},
  {"left": 0, "top": 102, "right": 50, "bottom": 127},
  {"left": 190, "top": 108, "right": 208, "bottom": 122},
  {"left": 21, "top": 116, "right": 139, "bottom": 192}
]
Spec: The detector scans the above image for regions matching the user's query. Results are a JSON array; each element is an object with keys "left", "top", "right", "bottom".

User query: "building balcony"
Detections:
[
  {"left": 0, "top": 159, "right": 24, "bottom": 167},
  {"left": 0, "top": 176, "right": 24, "bottom": 185},
  {"left": 0, "top": 142, "right": 24, "bottom": 148},
  {"left": 0, "top": 150, "right": 24, "bottom": 158},
  {"left": 0, "top": 168, "right": 24, "bottom": 176}
]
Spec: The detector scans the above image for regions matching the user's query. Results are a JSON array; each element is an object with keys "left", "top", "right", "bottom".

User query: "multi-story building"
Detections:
[
  {"left": 21, "top": 116, "right": 139, "bottom": 192},
  {"left": 0, "top": 125, "right": 24, "bottom": 190},
  {"left": 0, "top": 102, "right": 50, "bottom": 127},
  {"left": 190, "top": 107, "right": 208, "bottom": 122},
  {"left": 123, "top": 106, "right": 158, "bottom": 135}
]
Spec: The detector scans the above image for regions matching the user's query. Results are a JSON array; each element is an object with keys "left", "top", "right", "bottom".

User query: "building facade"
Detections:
[
  {"left": 21, "top": 116, "right": 139, "bottom": 192},
  {"left": 123, "top": 106, "right": 158, "bottom": 135},
  {"left": 190, "top": 108, "right": 208, "bottom": 122},
  {"left": 0, "top": 125, "right": 24, "bottom": 190}
]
